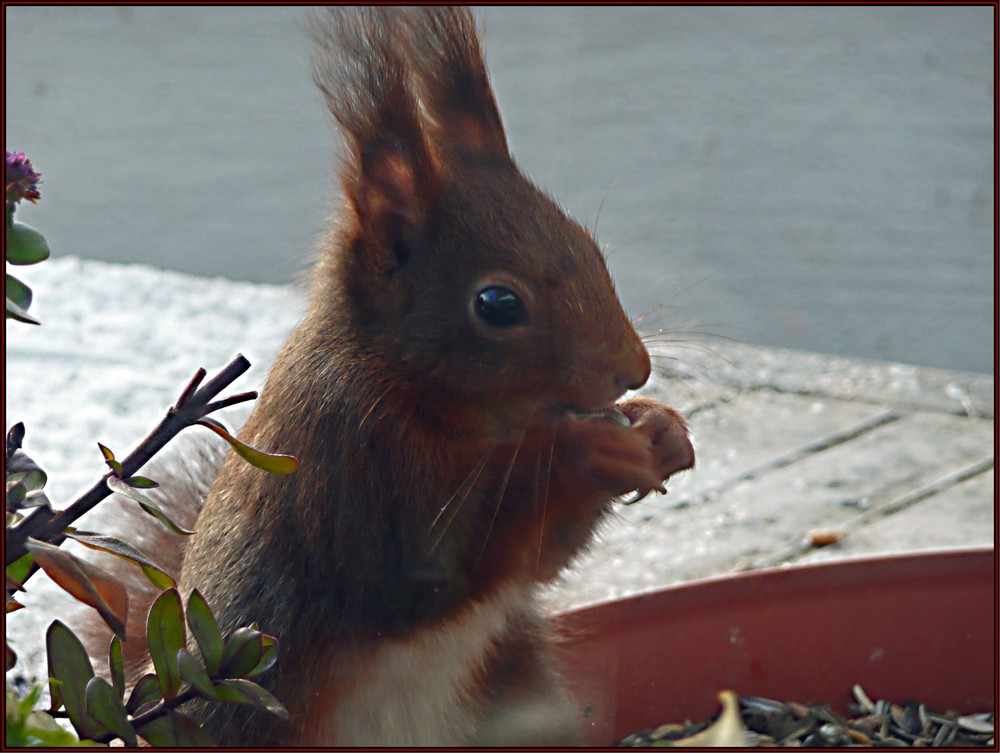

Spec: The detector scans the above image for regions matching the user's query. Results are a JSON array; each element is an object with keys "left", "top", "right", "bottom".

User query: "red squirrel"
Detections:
[{"left": 94, "top": 7, "right": 695, "bottom": 745}]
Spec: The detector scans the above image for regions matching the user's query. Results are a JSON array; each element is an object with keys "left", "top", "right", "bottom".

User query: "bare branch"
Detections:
[{"left": 6, "top": 355, "right": 253, "bottom": 566}]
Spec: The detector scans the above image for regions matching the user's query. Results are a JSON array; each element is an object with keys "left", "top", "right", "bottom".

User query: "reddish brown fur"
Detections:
[{"left": 87, "top": 8, "right": 694, "bottom": 746}]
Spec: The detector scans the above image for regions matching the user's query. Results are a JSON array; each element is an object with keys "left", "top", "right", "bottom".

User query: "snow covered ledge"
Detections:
[
  {"left": 6, "top": 256, "right": 993, "bottom": 685},
  {"left": 6, "top": 257, "right": 305, "bottom": 505}
]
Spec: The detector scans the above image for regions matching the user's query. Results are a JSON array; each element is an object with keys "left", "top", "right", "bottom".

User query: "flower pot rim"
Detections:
[
  {"left": 555, "top": 545, "right": 996, "bottom": 621},
  {"left": 552, "top": 546, "right": 996, "bottom": 745}
]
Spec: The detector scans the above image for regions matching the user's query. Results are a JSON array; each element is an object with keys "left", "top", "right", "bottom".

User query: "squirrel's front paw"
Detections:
[
  {"left": 616, "top": 397, "right": 695, "bottom": 502},
  {"left": 556, "top": 397, "right": 694, "bottom": 500}
]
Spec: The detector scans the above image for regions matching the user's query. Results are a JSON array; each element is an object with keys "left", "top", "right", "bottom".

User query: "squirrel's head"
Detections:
[{"left": 310, "top": 7, "right": 649, "bottom": 441}]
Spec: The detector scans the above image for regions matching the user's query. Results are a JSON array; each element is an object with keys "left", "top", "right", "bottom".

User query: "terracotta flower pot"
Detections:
[{"left": 552, "top": 548, "right": 995, "bottom": 746}]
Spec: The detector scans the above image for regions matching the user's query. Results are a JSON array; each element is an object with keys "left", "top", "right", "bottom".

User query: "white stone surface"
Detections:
[{"left": 5, "top": 257, "right": 994, "bottom": 688}]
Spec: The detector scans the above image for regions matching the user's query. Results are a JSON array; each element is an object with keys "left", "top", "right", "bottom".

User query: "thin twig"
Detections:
[
  {"left": 173, "top": 368, "right": 207, "bottom": 411},
  {"left": 202, "top": 391, "right": 258, "bottom": 414},
  {"left": 6, "top": 355, "right": 252, "bottom": 566}
]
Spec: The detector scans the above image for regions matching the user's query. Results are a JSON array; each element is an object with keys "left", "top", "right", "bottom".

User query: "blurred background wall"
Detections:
[{"left": 5, "top": 6, "right": 994, "bottom": 373}]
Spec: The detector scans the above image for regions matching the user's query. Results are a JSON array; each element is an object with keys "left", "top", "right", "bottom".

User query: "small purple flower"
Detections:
[{"left": 6, "top": 151, "right": 42, "bottom": 204}]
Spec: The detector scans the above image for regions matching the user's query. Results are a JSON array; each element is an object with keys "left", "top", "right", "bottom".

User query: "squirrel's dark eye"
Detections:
[{"left": 475, "top": 286, "right": 529, "bottom": 328}]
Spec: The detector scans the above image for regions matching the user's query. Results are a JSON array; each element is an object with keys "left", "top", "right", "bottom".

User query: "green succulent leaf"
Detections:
[
  {"left": 25, "top": 491, "right": 51, "bottom": 510},
  {"left": 5, "top": 447, "right": 49, "bottom": 512},
  {"left": 65, "top": 531, "right": 176, "bottom": 589},
  {"left": 213, "top": 679, "right": 290, "bottom": 720},
  {"left": 140, "top": 564, "right": 177, "bottom": 591},
  {"left": 18, "top": 682, "right": 45, "bottom": 715},
  {"left": 5, "top": 683, "right": 102, "bottom": 747},
  {"left": 6, "top": 482, "right": 27, "bottom": 510},
  {"left": 46, "top": 621, "right": 100, "bottom": 737},
  {"left": 186, "top": 589, "right": 223, "bottom": 675},
  {"left": 85, "top": 676, "right": 137, "bottom": 747},
  {"left": 124, "top": 673, "right": 161, "bottom": 715},
  {"left": 27, "top": 539, "right": 128, "bottom": 640},
  {"left": 136, "top": 709, "right": 216, "bottom": 747},
  {"left": 108, "top": 635, "right": 125, "bottom": 699},
  {"left": 172, "top": 709, "right": 218, "bottom": 747},
  {"left": 6, "top": 552, "right": 35, "bottom": 590},
  {"left": 6, "top": 468, "right": 47, "bottom": 494},
  {"left": 106, "top": 475, "right": 195, "bottom": 535},
  {"left": 9, "top": 685, "right": 52, "bottom": 742},
  {"left": 123, "top": 475, "right": 159, "bottom": 489},
  {"left": 5, "top": 296, "right": 40, "bottom": 324},
  {"left": 6, "top": 422, "right": 26, "bottom": 457},
  {"left": 5, "top": 272, "right": 32, "bottom": 312},
  {"left": 8, "top": 485, "right": 49, "bottom": 511},
  {"left": 177, "top": 648, "right": 217, "bottom": 700},
  {"left": 247, "top": 632, "right": 279, "bottom": 678},
  {"left": 6, "top": 222, "right": 51, "bottom": 265},
  {"left": 133, "top": 714, "right": 175, "bottom": 747},
  {"left": 219, "top": 626, "right": 263, "bottom": 679},
  {"left": 146, "top": 588, "right": 185, "bottom": 700},
  {"left": 196, "top": 418, "right": 299, "bottom": 475},
  {"left": 5, "top": 447, "right": 48, "bottom": 489}
]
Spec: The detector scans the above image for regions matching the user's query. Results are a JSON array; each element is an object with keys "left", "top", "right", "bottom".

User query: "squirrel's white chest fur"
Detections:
[{"left": 307, "top": 583, "right": 573, "bottom": 746}]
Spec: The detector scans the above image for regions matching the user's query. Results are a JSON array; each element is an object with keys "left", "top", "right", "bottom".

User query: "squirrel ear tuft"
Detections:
[
  {"left": 310, "top": 7, "right": 439, "bottom": 242},
  {"left": 405, "top": 7, "right": 510, "bottom": 162}
]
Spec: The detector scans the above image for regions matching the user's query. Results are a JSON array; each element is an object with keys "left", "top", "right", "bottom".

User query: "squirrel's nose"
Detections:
[{"left": 615, "top": 339, "right": 651, "bottom": 393}]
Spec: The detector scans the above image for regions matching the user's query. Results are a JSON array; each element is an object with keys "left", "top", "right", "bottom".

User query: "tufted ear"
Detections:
[
  {"left": 339, "top": 119, "right": 438, "bottom": 304},
  {"left": 405, "top": 7, "right": 510, "bottom": 162},
  {"left": 309, "top": 7, "right": 439, "bottom": 276},
  {"left": 353, "top": 139, "right": 430, "bottom": 245}
]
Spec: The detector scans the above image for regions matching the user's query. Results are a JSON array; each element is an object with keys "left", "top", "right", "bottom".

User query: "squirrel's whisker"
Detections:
[
  {"left": 536, "top": 424, "right": 557, "bottom": 575},
  {"left": 475, "top": 413, "right": 533, "bottom": 569}
]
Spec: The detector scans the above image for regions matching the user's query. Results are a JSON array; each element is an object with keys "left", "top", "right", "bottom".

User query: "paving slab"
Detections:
[
  {"left": 646, "top": 390, "right": 896, "bottom": 507},
  {"left": 794, "top": 468, "right": 996, "bottom": 564},
  {"left": 6, "top": 260, "right": 994, "bottom": 680},
  {"left": 662, "top": 340, "right": 995, "bottom": 418}
]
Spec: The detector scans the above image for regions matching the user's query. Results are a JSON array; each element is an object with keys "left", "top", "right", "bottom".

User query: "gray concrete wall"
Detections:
[{"left": 5, "top": 6, "right": 994, "bottom": 372}]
